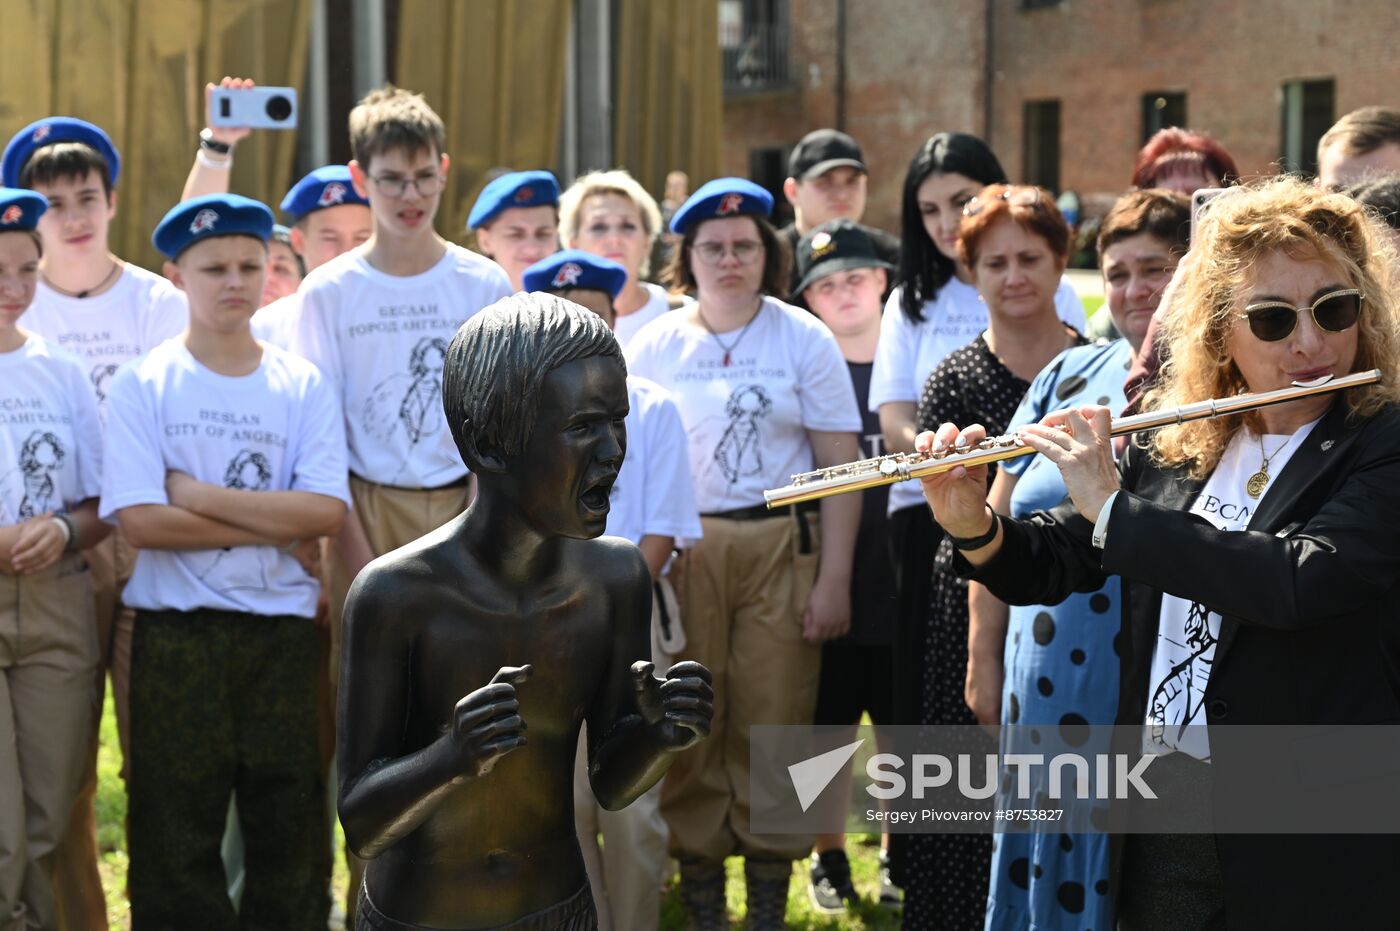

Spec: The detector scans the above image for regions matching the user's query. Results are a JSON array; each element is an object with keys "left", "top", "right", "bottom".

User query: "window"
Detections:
[
  {"left": 722, "top": 0, "right": 792, "bottom": 93},
  {"left": 1142, "top": 92, "right": 1188, "bottom": 142},
  {"left": 749, "top": 146, "right": 793, "bottom": 227},
  {"left": 1023, "top": 100, "right": 1061, "bottom": 193},
  {"left": 1280, "top": 78, "right": 1335, "bottom": 175}
]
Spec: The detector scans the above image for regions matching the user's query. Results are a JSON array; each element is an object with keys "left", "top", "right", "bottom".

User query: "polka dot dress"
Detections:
[
  {"left": 903, "top": 333, "right": 1086, "bottom": 931},
  {"left": 985, "top": 340, "right": 1131, "bottom": 931}
]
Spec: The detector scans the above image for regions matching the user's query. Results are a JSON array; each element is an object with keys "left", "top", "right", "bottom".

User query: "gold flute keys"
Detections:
[{"left": 764, "top": 369, "right": 1383, "bottom": 508}]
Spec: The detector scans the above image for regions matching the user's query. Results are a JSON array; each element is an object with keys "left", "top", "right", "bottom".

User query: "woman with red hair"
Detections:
[{"left": 1132, "top": 127, "right": 1238, "bottom": 193}]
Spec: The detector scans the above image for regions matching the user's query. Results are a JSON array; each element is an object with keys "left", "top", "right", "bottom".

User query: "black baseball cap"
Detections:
[
  {"left": 788, "top": 129, "right": 867, "bottom": 181},
  {"left": 792, "top": 218, "right": 894, "bottom": 297}
]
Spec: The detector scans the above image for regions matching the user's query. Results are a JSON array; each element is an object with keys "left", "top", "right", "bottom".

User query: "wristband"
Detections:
[
  {"left": 949, "top": 507, "right": 999, "bottom": 551},
  {"left": 50, "top": 513, "right": 76, "bottom": 552},
  {"left": 196, "top": 150, "right": 232, "bottom": 170},
  {"left": 199, "top": 128, "right": 233, "bottom": 155}
]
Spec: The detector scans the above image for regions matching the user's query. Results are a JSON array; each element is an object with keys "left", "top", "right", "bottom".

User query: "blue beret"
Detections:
[
  {"left": 467, "top": 170, "right": 560, "bottom": 230},
  {"left": 522, "top": 250, "right": 627, "bottom": 300},
  {"left": 1, "top": 117, "right": 121, "bottom": 188},
  {"left": 279, "top": 165, "right": 369, "bottom": 222},
  {"left": 152, "top": 194, "right": 274, "bottom": 260},
  {"left": 669, "top": 177, "right": 773, "bottom": 235},
  {"left": 0, "top": 189, "right": 47, "bottom": 232}
]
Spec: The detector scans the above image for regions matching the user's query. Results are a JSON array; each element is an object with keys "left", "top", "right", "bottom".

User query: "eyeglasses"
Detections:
[
  {"left": 368, "top": 172, "right": 444, "bottom": 199},
  {"left": 1237, "top": 288, "right": 1363, "bottom": 342},
  {"left": 692, "top": 240, "right": 763, "bottom": 265},
  {"left": 962, "top": 185, "right": 1044, "bottom": 217}
]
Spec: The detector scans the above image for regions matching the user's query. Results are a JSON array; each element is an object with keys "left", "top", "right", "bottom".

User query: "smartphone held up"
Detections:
[{"left": 210, "top": 86, "right": 298, "bottom": 130}]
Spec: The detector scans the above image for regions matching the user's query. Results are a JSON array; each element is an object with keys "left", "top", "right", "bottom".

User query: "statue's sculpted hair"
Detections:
[{"left": 444, "top": 292, "right": 625, "bottom": 459}]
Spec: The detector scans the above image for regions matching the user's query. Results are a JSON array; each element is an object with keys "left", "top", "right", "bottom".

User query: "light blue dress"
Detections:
[{"left": 984, "top": 339, "right": 1131, "bottom": 931}]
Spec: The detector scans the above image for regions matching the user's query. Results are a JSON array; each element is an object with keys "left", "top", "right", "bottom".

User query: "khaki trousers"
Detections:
[
  {"left": 330, "top": 475, "right": 473, "bottom": 920},
  {"left": 0, "top": 556, "right": 99, "bottom": 931},
  {"left": 660, "top": 513, "right": 821, "bottom": 864},
  {"left": 54, "top": 532, "right": 135, "bottom": 931}
]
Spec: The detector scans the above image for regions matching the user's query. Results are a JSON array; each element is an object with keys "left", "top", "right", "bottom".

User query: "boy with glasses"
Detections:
[{"left": 291, "top": 85, "right": 511, "bottom": 917}]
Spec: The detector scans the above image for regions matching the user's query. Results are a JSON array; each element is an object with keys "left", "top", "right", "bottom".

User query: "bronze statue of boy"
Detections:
[{"left": 337, "top": 294, "right": 714, "bottom": 929}]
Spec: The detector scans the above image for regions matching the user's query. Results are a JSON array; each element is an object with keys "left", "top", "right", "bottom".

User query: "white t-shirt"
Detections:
[
  {"left": 606, "top": 376, "right": 703, "bottom": 548},
  {"left": 0, "top": 335, "right": 102, "bottom": 526},
  {"left": 625, "top": 297, "right": 861, "bottom": 513},
  {"left": 1143, "top": 420, "right": 1318, "bottom": 760},
  {"left": 251, "top": 292, "right": 300, "bottom": 350},
  {"left": 100, "top": 339, "right": 352, "bottom": 618},
  {"left": 292, "top": 245, "right": 512, "bottom": 488},
  {"left": 869, "top": 277, "right": 1086, "bottom": 513},
  {"left": 614, "top": 282, "right": 671, "bottom": 349},
  {"left": 23, "top": 264, "right": 189, "bottom": 411}
]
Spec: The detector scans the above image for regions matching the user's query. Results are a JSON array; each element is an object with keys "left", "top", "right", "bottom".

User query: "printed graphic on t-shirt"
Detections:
[
  {"left": 714, "top": 384, "right": 772, "bottom": 483},
  {"left": 1, "top": 430, "right": 67, "bottom": 520},
  {"left": 1147, "top": 599, "right": 1216, "bottom": 753},
  {"left": 91, "top": 362, "right": 119, "bottom": 404},
  {"left": 362, "top": 336, "right": 449, "bottom": 469},
  {"left": 54, "top": 329, "right": 142, "bottom": 366},
  {"left": 184, "top": 448, "right": 275, "bottom": 595}
]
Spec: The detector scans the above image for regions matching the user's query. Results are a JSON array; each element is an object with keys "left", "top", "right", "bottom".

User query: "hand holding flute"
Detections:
[{"left": 915, "top": 405, "right": 1120, "bottom": 560}]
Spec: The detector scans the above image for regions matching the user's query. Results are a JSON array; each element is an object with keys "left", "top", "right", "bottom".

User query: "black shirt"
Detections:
[{"left": 843, "top": 360, "right": 897, "bottom": 645}]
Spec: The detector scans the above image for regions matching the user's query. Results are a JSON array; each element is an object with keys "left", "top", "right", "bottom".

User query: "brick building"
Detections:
[{"left": 721, "top": 0, "right": 1400, "bottom": 234}]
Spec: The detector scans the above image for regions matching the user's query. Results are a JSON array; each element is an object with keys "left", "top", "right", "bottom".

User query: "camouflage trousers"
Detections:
[{"left": 127, "top": 609, "right": 327, "bottom": 931}]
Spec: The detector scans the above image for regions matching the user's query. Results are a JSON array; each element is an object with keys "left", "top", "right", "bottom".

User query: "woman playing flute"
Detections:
[{"left": 918, "top": 177, "right": 1400, "bottom": 930}]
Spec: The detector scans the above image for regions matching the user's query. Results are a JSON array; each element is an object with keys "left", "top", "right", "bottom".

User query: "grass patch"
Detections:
[
  {"left": 657, "top": 836, "right": 902, "bottom": 929},
  {"left": 96, "top": 684, "right": 895, "bottom": 929}
]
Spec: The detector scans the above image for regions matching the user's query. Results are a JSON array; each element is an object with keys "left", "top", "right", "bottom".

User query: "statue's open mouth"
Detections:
[{"left": 579, "top": 477, "right": 614, "bottom": 512}]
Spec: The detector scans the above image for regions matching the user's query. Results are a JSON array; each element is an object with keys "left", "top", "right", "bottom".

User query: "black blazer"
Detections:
[{"left": 963, "top": 400, "right": 1400, "bottom": 929}]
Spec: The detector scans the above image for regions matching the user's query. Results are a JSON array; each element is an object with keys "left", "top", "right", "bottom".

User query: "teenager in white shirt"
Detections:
[
  {"left": 1, "top": 115, "right": 188, "bottom": 931},
  {"left": 0, "top": 189, "right": 109, "bottom": 931},
  {"left": 524, "top": 249, "right": 703, "bottom": 931},
  {"left": 103, "top": 194, "right": 349, "bottom": 929},
  {"left": 290, "top": 86, "right": 512, "bottom": 917},
  {"left": 626, "top": 178, "right": 862, "bottom": 928},
  {"left": 468, "top": 169, "right": 560, "bottom": 292},
  {"left": 559, "top": 168, "right": 678, "bottom": 348}
]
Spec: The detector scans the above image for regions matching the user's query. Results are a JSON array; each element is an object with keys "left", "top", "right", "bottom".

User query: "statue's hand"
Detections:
[
  {"left": 450, "top": 665, "right": 533, "bottom": 780},
  {"left": 632, "top": 660, "right": 713, "bottom": 752}
]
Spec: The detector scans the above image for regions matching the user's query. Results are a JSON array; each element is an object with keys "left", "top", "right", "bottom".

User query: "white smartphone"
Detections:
[
  {"left": 210, "top": 87, "right": 298, "bottom": 130},
  {"left": 1189, "top": 187, "right": 1230, "bottom": 246}
]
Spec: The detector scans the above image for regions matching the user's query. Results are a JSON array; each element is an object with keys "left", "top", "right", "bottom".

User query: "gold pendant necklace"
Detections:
[{"left": 1245, "top": 434, "right": 1290, "bottom": 499}]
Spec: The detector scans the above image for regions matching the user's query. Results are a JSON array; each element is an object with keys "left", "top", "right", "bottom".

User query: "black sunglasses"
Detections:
[{"left": 1237, "top": 288, "right": 1363, "bottom": 342}]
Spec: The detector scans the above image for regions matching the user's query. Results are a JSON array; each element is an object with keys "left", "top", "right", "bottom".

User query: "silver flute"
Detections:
[{"left": 764, "top": 369, "right": 1383, "bottom": 508}]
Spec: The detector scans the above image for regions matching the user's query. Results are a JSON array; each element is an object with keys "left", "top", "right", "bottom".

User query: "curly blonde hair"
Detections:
[{"left": 1145, "top": 176, "right": 1400, "bottom": 478}]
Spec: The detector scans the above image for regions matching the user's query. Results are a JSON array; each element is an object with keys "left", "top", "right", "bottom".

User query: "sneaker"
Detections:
[
  {"left": 877, "top": 849, "right": 903, "bottom": 912},
  {"left": 807, "top": 849, "right": 856, "bottom": 916}
]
